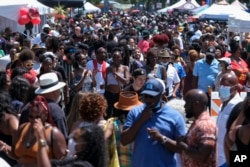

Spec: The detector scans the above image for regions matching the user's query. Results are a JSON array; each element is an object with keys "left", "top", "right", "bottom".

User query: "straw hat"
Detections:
[{"left": 114, "top": 91, "right": 142, "bottom": 111}]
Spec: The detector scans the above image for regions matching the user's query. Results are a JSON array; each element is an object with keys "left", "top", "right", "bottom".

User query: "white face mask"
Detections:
[
  {"left": 67, "top": 138, "right": 76, "bottom": 158},
  {"left": 161, "top": 62, "right": 169, "bottom": 66},
  {"left": 55, "top": 95, "right": 61, "bottom": 104},
  {"left": 78, "top": 65, "right": 85, "bottom": 70},
  {"left": 219, "top": 85, "right": 231, "bottom": 102}
]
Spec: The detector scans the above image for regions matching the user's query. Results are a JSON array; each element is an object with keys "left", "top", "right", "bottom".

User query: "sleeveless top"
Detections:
[
  {"left": 234, "top": 129, "right": 250, "bottom": 151},
  {"left": 15, "top": 123, "right": 53, "bottom": 164},
  {"left": 70, "top": 70, "right": 93, "bottom": 94},
  {"left": 106, "top": 71, "right": 125, "bottom": 87}
]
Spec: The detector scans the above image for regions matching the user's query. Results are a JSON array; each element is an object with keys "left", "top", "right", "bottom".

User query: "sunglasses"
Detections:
[{"left": 24, "top": 63, "right": 34, "bottom": 68}]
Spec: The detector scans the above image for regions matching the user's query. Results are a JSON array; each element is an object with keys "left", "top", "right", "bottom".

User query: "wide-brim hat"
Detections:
[
  {"left": 35, "top": 72, "right": 66, "bottom": 94},
  {"left": 114, "top": 91, "right": 142, "bottom": 111}
]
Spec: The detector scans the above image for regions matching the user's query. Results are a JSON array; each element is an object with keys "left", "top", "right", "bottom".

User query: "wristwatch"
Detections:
[
  {"left": 161, "top": 136, "right": 168, "bottom": 144},
  {"left": 39, "top": 139, "right": 47, "bottom": 147}
]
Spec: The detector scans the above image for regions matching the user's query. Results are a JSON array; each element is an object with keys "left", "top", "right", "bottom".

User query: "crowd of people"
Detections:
[{"left": 0, "top": 9, "right": 250, "bottom": 167}]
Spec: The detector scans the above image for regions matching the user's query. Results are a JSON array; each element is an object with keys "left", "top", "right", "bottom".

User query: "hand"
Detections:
[
  {"left": 33, "top": 119, "right": 46, "bottom": 140},
  {"left": 140, "top": 105, "right": 153, "bottom": 122},
  {"left": 177, "top": 136, "right": 188, "bottom": 151},
  {"left": 0, "top": 140, "right": 7, "bottom": 152},
  {"left": 147, "top": 128, "right": 163, "bottom": 142}
]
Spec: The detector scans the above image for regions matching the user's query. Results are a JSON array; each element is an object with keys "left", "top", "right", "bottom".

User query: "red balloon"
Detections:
[
  {"left": 29, "top": 7, "right": 40, "bottom": 18},
  {"left": 19, "top": 7, "right": 28, "bottom": 16},
  {"left": 31, "top": 17, "right": 41, "bottom": 25},
  {"left": 17, "top": 15, "right": 30, "bottom": 25}
]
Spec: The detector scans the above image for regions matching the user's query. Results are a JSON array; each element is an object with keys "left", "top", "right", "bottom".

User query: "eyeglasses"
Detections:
[{"left": 59, "top": 47, "right": 64, "bottom": 50}]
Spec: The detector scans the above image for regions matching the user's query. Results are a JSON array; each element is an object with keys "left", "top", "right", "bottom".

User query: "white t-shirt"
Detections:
[
  {"left": 86, "top": 60, "right": 109, "bottom": 94},
  {"left": 166, "top": 64, "right": 180, "bottom": 97}
]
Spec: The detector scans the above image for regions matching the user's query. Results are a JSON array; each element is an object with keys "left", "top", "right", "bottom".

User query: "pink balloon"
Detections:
[
  {"left": 19, "top": 7, "right": 28, "bottom": 16},
  {"left": 31, "top": 17, "right": 41, "bottom": 25}
]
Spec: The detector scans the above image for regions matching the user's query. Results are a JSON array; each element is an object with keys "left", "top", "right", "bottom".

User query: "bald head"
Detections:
[
  {"left": 184, "top": 89, "right": 208, "bottom": 118},
  {"left": 185, "top": 89, "right": 208, "bottom": 106},
  {"left": 220, "top": 73, "right": 238, "bottom": 86}
]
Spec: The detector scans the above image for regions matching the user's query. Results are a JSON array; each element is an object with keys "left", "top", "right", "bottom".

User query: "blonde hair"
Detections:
[{"left": 66, "top": 92, "right": 84, "bottom": 133}]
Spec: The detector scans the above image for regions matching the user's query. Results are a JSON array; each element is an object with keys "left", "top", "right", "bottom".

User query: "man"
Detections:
[
  {"left": 121, "top": 79, "right": 186, "bottom": 167},
  {"left": 217, "top": 73, "right": 242, "bottom": 167},
  {"left": 178, "top": 89, "right": 217, "bottom": 167},
  {"left": 193, "top": 46, "right": 219, "bottom": 110},
  {"left": 159, "top": 49, "right": 180, "bottom": 99},
  {"left": 32, "top": 24, "right": 51, "bottom": 47},
  {"left": 86, "top": 46, "right": 109, "bottom": 94},
  {"left": 19, "top": 72, "right": 68, "bottom": 138}
]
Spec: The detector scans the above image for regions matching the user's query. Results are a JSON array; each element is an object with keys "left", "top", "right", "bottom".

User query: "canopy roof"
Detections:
[
  {"left": 157, "top": 0, "right": 200, "bottom": 13},
  {"left": 230, "top": 0, "right": 248, "bottom": 10}
]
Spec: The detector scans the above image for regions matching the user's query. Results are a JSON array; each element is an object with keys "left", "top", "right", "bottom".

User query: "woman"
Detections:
[
  {"left": 9, "top": 76, "right": 30, "bottom": 113},
  {"left": 70, "top": 51, "right": 95, "bottom": 95},
  {"left": 229, "top": 36, "right": 249, "bottom": 88},
  {"left": 35, "top": 124, "right": 108, "bottom": 167},
  {"left": 66, "top": 92, "right": 84, "bottom": 134},
  {"left": 124, "top": 68, "right": 147, "bottom": 100},
  {"left": 224, "top": 97, "right": 250, "bottom": 165},
  {"left": 68, "top": 93, "right": 108, "bottom": 135},
  {"left": 183, "top": 49, "right": 199, "bottom": 95},
  {"left": 105, "top": 47, "right": 130, "bottom": 118},
  {"left": 0, "top": 94, "right": 19, "bottom": 166},
  {"left": 13, "top": 96, "right": 67, "bottom": 167},
  {"left": 18, "top": 49, "right": 38, "bottom": 84},
  {"left": 129, "top": 47, "right": 145, "bottom": 74},
  {"left": 144, "top": 48, "right": 167, "bottom": 81},
  {"left": 214, "top": 57, "right": 235, "bottom": 91}
]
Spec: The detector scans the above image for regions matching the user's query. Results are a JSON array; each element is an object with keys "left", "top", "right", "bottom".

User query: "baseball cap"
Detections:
[
  {"left": 42, "top": 24, "right": 50, "bottom": 29},
  {"left": 132, "top": 68, "right": 146, "bottom": 77},
  {"left": 141, "top": 79, "right": 164, "bottom": 96},
  {"left": 206, "top": 46, "right": 216, "bottom": 56},
  {"left": 218, "top": 57, "right": 231, "bottom": 65}
]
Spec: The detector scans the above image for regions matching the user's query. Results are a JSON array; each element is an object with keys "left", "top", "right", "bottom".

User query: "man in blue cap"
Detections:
[{"left": 121, "top": 79, "right": 186, "bottom": 167}]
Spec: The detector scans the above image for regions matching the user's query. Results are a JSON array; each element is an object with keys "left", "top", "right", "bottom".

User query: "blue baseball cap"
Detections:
[{"left": 141, "top": 79, "right": 164, "bottom": 96}]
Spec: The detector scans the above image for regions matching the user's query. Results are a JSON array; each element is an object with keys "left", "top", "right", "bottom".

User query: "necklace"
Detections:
[{"left": 25, "top": 127, "right": 35, "bottom": 148}]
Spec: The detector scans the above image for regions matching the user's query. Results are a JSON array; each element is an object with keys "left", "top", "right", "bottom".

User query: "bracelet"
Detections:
[{"left": 39, "top": 139, "right": 47, "bottom": 147}]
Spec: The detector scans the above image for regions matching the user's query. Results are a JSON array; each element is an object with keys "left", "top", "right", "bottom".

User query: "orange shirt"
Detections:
[{"left": 231, "top": 57, "right": 248, "bottom": 86}]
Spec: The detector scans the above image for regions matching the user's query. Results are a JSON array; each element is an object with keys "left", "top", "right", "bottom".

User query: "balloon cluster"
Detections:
[{"left": 17, "top": 7, "right": 41, "bottom": 25}]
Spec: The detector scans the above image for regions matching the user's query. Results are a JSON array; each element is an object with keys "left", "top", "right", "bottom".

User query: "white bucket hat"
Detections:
[{"left": 35, "top": 72, "right": 66, "bottom": 94}]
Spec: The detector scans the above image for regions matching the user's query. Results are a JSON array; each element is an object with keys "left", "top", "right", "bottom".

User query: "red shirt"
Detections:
[{"left": 231, "top": 57, "right": 248, "bottom": 86}]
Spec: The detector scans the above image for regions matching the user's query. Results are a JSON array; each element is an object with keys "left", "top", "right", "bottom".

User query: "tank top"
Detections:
[{"left": 14, "top": 123, "right": 53, "bottom": 164}]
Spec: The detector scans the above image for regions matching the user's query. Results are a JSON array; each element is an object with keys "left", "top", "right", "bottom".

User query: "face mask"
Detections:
[
  {"left": 161, "top": 62, "right": 169, "bottom": 66},
  {"left": 78, "top": 65, "right": 85, "bottom": 70},
  {"left": 219, "top": 85, "right": 231, "bottom": 102},
  {"left": 206, "top": 55, "right": 214, "bottom": 62},
  {"left": 153, "top": 101, "right": 161, "bottom": 109},
  {"left": 55, "top": 95, "right": 61, "bottom": 104},
  {"left": 67, "top": 138, "right": 76, "bottom": 158}
]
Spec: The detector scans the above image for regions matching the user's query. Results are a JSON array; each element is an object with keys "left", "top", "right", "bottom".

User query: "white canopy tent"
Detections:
[
  {"left": 230, "top": 0, "right": 248, "bottom": 10},
  {"left": 157, "top": 0, "right": 200, "bottom": 13},
  {"left": 0, "top": 0, "right": 53, "bottom": 32},
  {"left": 197, "top": 3, "right": 250, "bottom": 20},
  {"left": 73, "top": 2, "right": 101, "bottom": 14}
]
